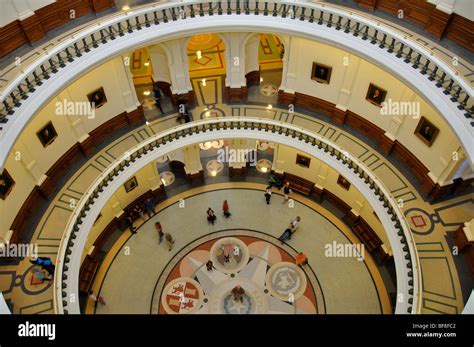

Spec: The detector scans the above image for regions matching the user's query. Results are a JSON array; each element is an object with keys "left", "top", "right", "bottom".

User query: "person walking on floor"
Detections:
[
  {"left": 223, "top": 200, "right": 231, "bottom": 218},
  {"left": 264, "top": 188, "right": 272, "bottom": 205},
  {"left": 290, "top": 216, "right": 301, "bottom": 232},
  {"left": 295, "top": 252, "right": 309, "bottom": 268},
  {"left": 207, "top": 207, "right": 217, "bottom": 225},
  {"left": 206, "top": 260, "right": 215, "bottom": 271},
  {"left": 88, "top": 290, "right": 106, "bottom": 305},
  {"left": 165, "top": 233, "right": 175, "bottom": 251},
  {"left": 282, "top": 181, "right": 292, "bottom": 202},
  {"left": 155, "top": 222, "right": 164, "bottom": 244}
]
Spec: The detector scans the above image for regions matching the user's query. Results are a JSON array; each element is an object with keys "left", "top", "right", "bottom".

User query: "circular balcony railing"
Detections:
[
  {"left": 54, "top": 117, "right": 421, "bottom": 314},
  {"left": 0, "top": 1, "right": 472, "bottom": 168}
]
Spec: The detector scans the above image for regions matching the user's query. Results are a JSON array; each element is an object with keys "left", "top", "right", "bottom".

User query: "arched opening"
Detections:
[
  {"left": 186, "top": 34, "right": 227, "bottom": 107},
  {"left": 246, "top": 34, "right": 285, "bottom": 104},
  {"left": 129, "top": 46, "right": 173, "bottom": 119}
]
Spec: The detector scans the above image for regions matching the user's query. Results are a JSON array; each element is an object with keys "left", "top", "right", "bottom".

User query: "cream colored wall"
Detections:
[
  {"left": 287, "top": 37, "right": 461, "bottom": 180},
  {"left": 0, "top": 56, "right": 138, "bottom": 241},
  {"left": 274, "top": 144, "right": 389, "bottom": 251},
  {"left": 81, "top": 162, "right": 158, "bottom": 262}
]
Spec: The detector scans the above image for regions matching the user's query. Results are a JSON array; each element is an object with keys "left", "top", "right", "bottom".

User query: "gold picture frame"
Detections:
[
  {"left": 36, "top": 121, "right": 58, "bottom": 147},
  {"left": 337, "top": 175, "right": 351, "bottom": 190},
  {"left": 124, "top": 176, "right": 138, "bottom": 193},
  {"left": 296, "top": 154, "right": 311, "bottom": 168},
  {"left": 0, "top": 169, "right": 15, "bottom": 200},
  {"left": 414, "top": 116, "right": 439, "bottom": 147},
  {"left": 311, "top": 62, "right": 332, "bottom": 84},
  {"left": 366, "top": 83, "right": 387, "bottom": 107}
]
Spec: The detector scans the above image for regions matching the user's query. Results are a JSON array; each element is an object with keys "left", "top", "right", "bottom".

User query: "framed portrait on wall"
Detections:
[
  {"left": 311, "top": 62, "right": 332, "bottom": 84},
  {"left": 87, "top": 87, "right": 107, "bottom": 108},
  {"left": 296, "top": 154, "right": 311, "bottom": 168},
  {"left": 0, "top": 170, "right": 15, "bottom": 200},
  {"left": 124, "top": 176, "right": 138, "bottom": 193},
  {"left": 365, "top": 83, "right": 387, "bottom": 107},
  {"left": 414, "top": 116, "right": 439, "bottom": 146},
  {"left": 36, "top": 121, "right": 58, "bottom": 147},
  {"left": 337, "top": 175, "right": 351, "bottom": 190}
]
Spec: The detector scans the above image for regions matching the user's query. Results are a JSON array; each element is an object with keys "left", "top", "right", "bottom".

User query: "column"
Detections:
[
  {"left": 162, "top": 39, "right": 193, "bottom": 97},
  {"left": 332, "top": 54, "right": 361, "bottom": 124},
  {"left": 12, "top": 139, "right": 47, "bottom": 188},
  {"left": 183, "top": 145, "right": 203, "bottom": 182}
]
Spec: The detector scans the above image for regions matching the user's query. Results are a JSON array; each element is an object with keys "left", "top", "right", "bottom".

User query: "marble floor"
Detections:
[{"left": 90, "top": 185, "right": 390, "bottom": 314}]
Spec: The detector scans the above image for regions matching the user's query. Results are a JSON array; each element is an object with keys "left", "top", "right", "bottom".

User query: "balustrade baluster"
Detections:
[
  {"left": 32, "top": 71, "right": 43, "bottom": 86},
  {"left": 396, "top": 43, "right": 405, "bottom": 58},
  {"left": 144, "top": 13, "right": 151, "bottom": 27},
  {"left": 420, "top": 59, "right": 430, "bottom": 75},
  {"left": 135, "top": 16, "right": 143, "bottom": 29},
  {"left": 370, "top": 29, "right": 378, "bottom": 44},
  {"left": 25, "top": 77, "right": 35, "bottom": 92},
  {"left": 65, "top": 48, "right": 74, "bottom": 62},
  {"left": 126, "top": 19, "right": 133, "bottom": 33},
  {"left": 90, "top": 33, "right": 98, "bottom": 48},
  {"left": 117, "top": 22, "right": 125, "bottom": 36},
  {"left": 49, "top": 58, "right": 58, "bottom": 73},
  {"left": 326, "top": 13, "right": 333, "bottom": 27},
  {"left": 335, "top": 16, "right": 342, "bottom": 30},
  {"left": 361, "top": 26, "right": 369, "bottom": 40},
  {"left": 436, "top": 72, "right": 446, "bottom": 88},
  {"left": 404, "top": 48, "right": 413, "bottom": 63},
  {"left": 318, "top": 11, "right": 324, "bottom": 25},
  {"left": 218, "top": 2, "right": 223, "bottom": 15},
  {"left": 353, "top": 22, "right": 360, "bottom": 36}
]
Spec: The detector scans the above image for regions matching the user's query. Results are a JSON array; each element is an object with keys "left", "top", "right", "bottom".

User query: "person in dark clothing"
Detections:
[
  {"left": 125, "top": 213, "right": 137, "bottom": 234},
  {"left": 206, "top": 260, "right": 215, "bottom": 271},
  {"left": 231, "top": 285, "right": 245, "bottom": 302},
  {"left": 155, "top": 222, "right": 164, "bottom": 243},
  {"left": 207, "top": 207, "right": 217, "bottom": 225},
  {"left": 278, "top": 228, "right": 293, "bottom": 244},
  {"left": 143, "top": 197, "right": 155, "bottom": 218},
  {"left": 264, "top": 188, "right": 272, "bottom": 205},
  {"left": 153, "top": 87, "right": 164, "bottom": 114},
  {"left": 132, "top": 204, "right": 143, "bottom": 219}
]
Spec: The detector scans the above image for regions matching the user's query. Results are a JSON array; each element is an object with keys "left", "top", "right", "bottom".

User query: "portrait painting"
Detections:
[
  {"left": 296, "top": 154, "right": 311, "bottom": 168},
  {"left": 87, "top": 87, "right": 107, "bottom": 108},
  {"left": 124, "top": 176, "right": 138, "bottom": 193},
  {"left": 311, "top": 62, "right": 332, "bottom": 84},
  {"left": 337, "top": 175, "right": 351, "bottom": 190},
  {"left": 414, "top": 117, "right": 439, "bottom": 146},
  {"left": 36, "top": 122, "right": 58, "bottom": 147},
  {"left": 0, "top": 170, "right": 14, "bottom": 200},
  {"left": 366, "top": 83, "right": 387, "bottom": 107}
]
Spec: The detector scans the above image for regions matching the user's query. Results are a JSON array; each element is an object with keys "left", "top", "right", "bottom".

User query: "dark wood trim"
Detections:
[
  {"left": 245, "top": 70, "right": 261, "bottom": 88},
  {"left": 0, "top": 0, "right": 115, "bottom": 58},
  {"left": 229, "top": 166, "right": 247, "bottom": 178},
  {"left": 224, "top": 86, "right": 248, "bottom": 101},
  {"left": 444, "top": 14, "right": 474, "bottom": 52},
  {"left": 187, "top": 170, "right": 204, "bottom": 184},
  {"left": 171, "top": 91, "right": 196, "bottom": 107},
  {"left": 453, "top": 225, "right": 474, "bottom": 279},
  {"left": 356, "top": 0, "right": 473, "bottom": 52}
]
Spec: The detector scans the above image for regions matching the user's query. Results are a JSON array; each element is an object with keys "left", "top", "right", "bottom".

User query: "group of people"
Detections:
[
  {"left": 154, "top": 221, "right": 175, "bottom": 252},
  {"left": 125, "top": 197, "right": 157, "bottom": 234},
  {"left": 278, "top": 216, "right": 301, "bottom": 244},
  {"left": 264, "top": 181, "right": 292, "bottom": 205},
  {"left": 206, "top": 200, "right": 232, "bottom": 225}
]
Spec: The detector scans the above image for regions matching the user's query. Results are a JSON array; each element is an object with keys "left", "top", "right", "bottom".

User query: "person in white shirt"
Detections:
[{"left": 290, "top": 216, "right": 301, "bottom": 232}]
